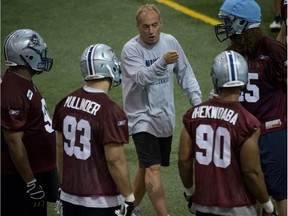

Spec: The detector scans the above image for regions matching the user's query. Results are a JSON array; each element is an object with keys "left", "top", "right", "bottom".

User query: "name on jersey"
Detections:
[
  {"left": 191, "top": 105, "right": 238, "bottom": 125},
  {"left": 64, "top": 96, "right": 100, "bottom": 116}
]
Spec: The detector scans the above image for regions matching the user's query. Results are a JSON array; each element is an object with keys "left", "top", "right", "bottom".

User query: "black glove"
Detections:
[
  {"left": 115, "top": 201, "right": 135, "bottom": 216},
  {"left": 26, "top": 179, "right": 46, "bottom": 208},
  {"left": 184, "top": 192, "right": 195, "bottom": 214},
  {"left": 54, "top": 188, "right": 63, "bottom": 215},
  {"left": 262, "top": 207, "right": 279, "bottom": 216}
]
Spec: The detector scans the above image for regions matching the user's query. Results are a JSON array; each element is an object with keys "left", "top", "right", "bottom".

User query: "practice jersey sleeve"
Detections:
[{"left": 102, "top": 103, "right": 129, "bottom": 145}]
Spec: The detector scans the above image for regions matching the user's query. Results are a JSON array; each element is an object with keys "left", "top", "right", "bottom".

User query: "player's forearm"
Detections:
[
  {"left": 178, "top": 160, "right": 194, "bottom": 188},
  {"left": 107, "top": 159, "right": 133, "bottom": 197},
  {"left": 243, "top": 171, "right": 270, "bottom": 203},
  {"left": 8, "top": 142, "right": 35, "bottom": 183},
  {"left": 55, "top": 131, "right": 64, "bottom": 183},
  {"left": 3, "top": 130, "right": 35, "bottom": 183}
]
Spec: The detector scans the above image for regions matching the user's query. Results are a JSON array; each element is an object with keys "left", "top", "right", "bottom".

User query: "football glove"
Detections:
[
  {"left": 54, "top": 188, "right": 63, "bottom": 215},
  {"left": 115, "top": 201, "right": 135, "bottom": 216},
  {"left": 26, "top": 179, "right": 46, "bottom": 208},
  {"left": 184, "top": 192, "right": 195, "bottom": 214},
  {"left": 262, "top": 207, "right": 279, "bottom": 216}
]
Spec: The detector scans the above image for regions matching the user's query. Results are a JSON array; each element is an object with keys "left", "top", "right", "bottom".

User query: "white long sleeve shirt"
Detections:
[{"left": 121, "top": 32, "right": 202, "bottom": 137}]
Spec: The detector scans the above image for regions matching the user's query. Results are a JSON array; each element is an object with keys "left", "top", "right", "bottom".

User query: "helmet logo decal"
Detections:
[{"left": 28, "top": 34, "right": 41, "bottom": 47}]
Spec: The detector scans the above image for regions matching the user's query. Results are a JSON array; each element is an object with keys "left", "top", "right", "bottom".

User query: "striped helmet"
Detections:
[
  {"left": 211, "top": 50, "right": 248, "bottom": 92},
  {"left": 80, "top": 44, "right": 121, "bottom": 87}
]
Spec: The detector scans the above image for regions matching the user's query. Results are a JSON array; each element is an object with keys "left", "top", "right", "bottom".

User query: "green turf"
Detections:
[{"left": 1, "top": 0, "right": 278, "bottom": 215}]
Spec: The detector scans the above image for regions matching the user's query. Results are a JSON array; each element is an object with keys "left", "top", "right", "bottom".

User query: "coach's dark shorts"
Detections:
[
  {"left": 259, "top": 129, "right": 287, "bottom": 201},
  {"left": 132, "top": 132, "right": 172, "bottom": 168}
]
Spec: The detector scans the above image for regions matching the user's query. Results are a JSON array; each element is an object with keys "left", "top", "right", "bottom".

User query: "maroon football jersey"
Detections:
[
  {"left": 1, "top": 70, "right": 56, "bottom": 174},
  {"left": 229, "top": 37, "right": 287, "bottom": 135},
  {"left": 183, "top": 98, "right": 261, "bottom": 207},
  {"left": 53, "top": 87, "right": 129, "bottom": 196}
]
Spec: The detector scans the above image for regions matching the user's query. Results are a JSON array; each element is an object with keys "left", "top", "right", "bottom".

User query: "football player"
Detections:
[
  {"left": 52, "top": 44, "right": 136, "bottom": 216},
  {"left": 1, "top": 29, "right": 59, "bottom": 216},
  {"left": 178, "top": 50, "right": 276, "bottom": 216},
  {"left": 215, "top": 0, "right": 287, "bottom": 215}
]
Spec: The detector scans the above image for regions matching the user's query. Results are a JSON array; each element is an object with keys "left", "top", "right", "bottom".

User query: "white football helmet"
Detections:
[
  {"left": 4, "top": 29, "right": 53, "bottom": 72},
  {"left": 80, "top": 44, "right": 121, "bottom": 87},
  {"left": 211, "top": 50, "right": 248, "bottom": 93},
  {"left": 214, "top": 0, "right": 261, "bottom": 42}
]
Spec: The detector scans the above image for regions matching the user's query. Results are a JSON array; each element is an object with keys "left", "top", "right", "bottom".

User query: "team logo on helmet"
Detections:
[{"left": 28, "top": 34, "right": 41, "bottom": 47}]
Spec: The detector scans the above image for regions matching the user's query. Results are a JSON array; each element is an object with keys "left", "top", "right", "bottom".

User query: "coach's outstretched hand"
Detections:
[{"left": 26, "top": 179, "right": 46, "bottom": 208}]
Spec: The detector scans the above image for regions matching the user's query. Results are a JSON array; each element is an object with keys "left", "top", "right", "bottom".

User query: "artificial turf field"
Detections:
[{"left": 1, "top": 0, "right": 279, "bottom": 215}]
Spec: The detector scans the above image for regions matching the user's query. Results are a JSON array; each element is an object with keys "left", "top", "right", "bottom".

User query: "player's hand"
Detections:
[
  {"left": 54, "top": 188, "right": 63, "bottom": 215},
  {"left": 26, "top": 179, "right": 46, "bottom": 208},
  {"left": 184, "top": 192, "right": 195, "bottom": 214},
  {"left": 115, "top": 201, "right": 135, "bottom": 216},
  {"left": 163, "top": 51, "right": 179, "bottom": 64},
  {"left": 262, "top": 207, "right": 279, "bottom": 216}
]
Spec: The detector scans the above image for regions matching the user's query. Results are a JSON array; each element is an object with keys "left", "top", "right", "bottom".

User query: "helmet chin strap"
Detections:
[{"left": 34, "top": 70, "right": 43, "bottom": 75}]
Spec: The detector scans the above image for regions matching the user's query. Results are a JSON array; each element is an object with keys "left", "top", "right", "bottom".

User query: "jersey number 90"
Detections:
[{"left": 196, "top": 124, "right": 231, "bottom": 168}]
